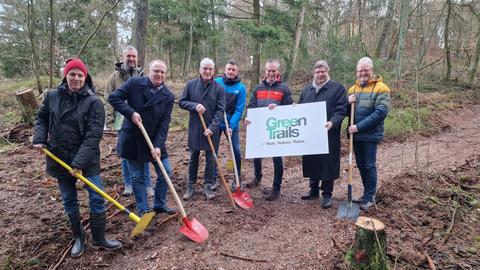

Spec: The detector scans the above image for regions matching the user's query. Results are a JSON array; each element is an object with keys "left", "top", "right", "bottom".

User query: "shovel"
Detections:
[
  {"left": 41, "top": 148, "right": 154, "bottom": 238},
  {"left": 223, "top": 112, "right": 253, "bottom": 209},
  {"left": 337, "top": 102, "right": 360, "bottom": 221},
  {"left": 198, "top": 112, "right": 236, "bottom": 209},
  {"left": 137, "top": 123, "right": 208, "bottom": 243}
]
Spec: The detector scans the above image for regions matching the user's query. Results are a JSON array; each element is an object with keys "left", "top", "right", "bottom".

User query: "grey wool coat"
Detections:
[
  {"left": 179, "top": 77, "right": 226, "bottom": 151},
  {"left": 299, "top": 80, "right": 347, "bottom": 181}
]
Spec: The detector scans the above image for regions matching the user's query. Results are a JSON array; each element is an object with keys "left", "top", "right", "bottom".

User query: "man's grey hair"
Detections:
[
  {"left": 122, "top": 46, "right": 137, "bottom": 55},
  {"left": 199, "top": 57, "right": 215, "bottom": 69},
  {"left": 313, "top": 60, "right": 329, "bottom": 72},
  {"left": 357, "top": 57, "right": 373, "bottom": 69},
  {"left": 149, "top": 59, "right": 167, "bottom": 70},
  {"left": 265, "top": 59, "right": 280, "bottom": 70},
  {"left": 226, "top": 59, "right": 238, "bottom": 66}
]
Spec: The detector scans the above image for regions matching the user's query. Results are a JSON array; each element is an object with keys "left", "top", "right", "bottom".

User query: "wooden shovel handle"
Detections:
[{"left": 348, "top": 102, "right": 355, "bottom": 185}]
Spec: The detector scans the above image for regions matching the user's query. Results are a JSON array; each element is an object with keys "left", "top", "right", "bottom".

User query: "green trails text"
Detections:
[{"left": 266, "top": 117, "right": 307, "bottom": 139}]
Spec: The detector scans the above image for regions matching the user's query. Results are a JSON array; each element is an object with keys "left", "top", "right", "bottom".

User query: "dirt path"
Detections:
[{"left": 0, "top": 105, "right": 479, "bottom": 270}]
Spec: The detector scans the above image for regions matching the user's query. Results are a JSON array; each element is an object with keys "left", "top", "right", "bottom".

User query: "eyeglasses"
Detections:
[{"left": 356, "top": 68, "right": 372, "bottom": 73}]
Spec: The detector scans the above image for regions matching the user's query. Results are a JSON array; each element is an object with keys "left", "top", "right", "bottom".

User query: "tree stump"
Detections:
[
  {"left": 15, "top": 88, "right": 39, "bottom": 126},
  {"left": 346, "top": 216, "right": 389, "bottom": 270}
]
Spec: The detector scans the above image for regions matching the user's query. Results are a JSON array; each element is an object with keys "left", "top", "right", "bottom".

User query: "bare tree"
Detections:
[
  {"left": 374, "top": 0, "right": 395, "bottom": 59},
  {"left": 48, "top": 0, "right": 54, "bottom": 88},
  {"left": 444, "top": 0, "right": 452, "bottom": 81},
  {"left": 395, "top": 0, "right": 410, "bottom": 82},
  {"left": 250, "top": 0, "right": 261, "bottom": 93},
  {"left": 284, "top": 4, "right": 305, "bottom": 83},
  {"left": 27, "top": 0, "right": 43, "bottom": 94},
  {"left": 135, "top": 0, "right": 149, "bottom": 68}
]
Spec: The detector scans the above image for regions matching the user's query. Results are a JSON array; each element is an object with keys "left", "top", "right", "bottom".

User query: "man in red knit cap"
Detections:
[{"left": 33, "top": 58, "right": 122, "bottom": 257}]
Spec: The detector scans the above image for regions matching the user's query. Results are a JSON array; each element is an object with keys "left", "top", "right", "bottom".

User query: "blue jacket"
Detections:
[
  {"left": 214, "top": 75, "right": 246, "bottom": 130},
  {"left": 108, "top": 76, "right": 175, "bottom": 162},
  {"left": 347, "top": 76, "right": 390, "bottom": 142}
]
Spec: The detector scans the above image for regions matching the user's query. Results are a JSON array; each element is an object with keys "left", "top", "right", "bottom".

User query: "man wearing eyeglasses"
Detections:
[
  {"left": 347, "top": 57, "right": 391, "bottom": 211},
  {"left": 179, "top": 58, "right": 226, "bottom": 201}
]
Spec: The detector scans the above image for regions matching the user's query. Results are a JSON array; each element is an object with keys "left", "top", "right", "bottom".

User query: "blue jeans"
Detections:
[
  {"left": 353, "top": 141, "right": 378, "bottom": 202},
  {"left": 121, "top": 158, "right": 151, "bottom": 188},
  {"left": 57, "top": 174, "right": 106, "bottom": 215},
  {"left": 254, "top": 157, "right": 283, "bottom": 190},
  {"left": 126, "top": 158, "right": 172, "bottom": 214},
  {"left": 213, "top": 128, "right": 242, "bottom": 181},
  {"left": 188, "top": 150, "right": 215, "bottom": 187}
]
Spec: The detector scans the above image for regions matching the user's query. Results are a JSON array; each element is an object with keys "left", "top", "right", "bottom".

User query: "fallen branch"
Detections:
[
  {"left": 156, "top": 213, "right": 179, "bottom": 229},
  {"left": 219, "top": 251, "right": 269, "bottom": 263},
  {"left": 400, "top": 212, "right": 419, "bottom": 234},
  {"left": 424, "top": 250, "right": 436, "bottom": 270}
]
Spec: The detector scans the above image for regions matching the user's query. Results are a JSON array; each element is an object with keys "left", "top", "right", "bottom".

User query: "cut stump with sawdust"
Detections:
[
  {"left": 346, "top": 216, "right": 389, "bottom": 270},
  {"left": 15, "top": 88, "right": 39, "bottom": 126}
]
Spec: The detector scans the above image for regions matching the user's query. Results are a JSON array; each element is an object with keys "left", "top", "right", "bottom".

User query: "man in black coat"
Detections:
[
  {"left": 108, "top": 60, "right": 176, "bottom": 216},
  {"left": 179, "top": 57, "right": 226, "bottom": 200},
  {"left": 33, "top": 58, "right": 121, "bottom": 258},
  {"left": 299, "top": 60, "right": 347, "bottom": 208}
]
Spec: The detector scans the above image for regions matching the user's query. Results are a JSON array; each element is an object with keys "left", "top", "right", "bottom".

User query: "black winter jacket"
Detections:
[{"left": 33, "top": 76, "right": 105, "bottom": 178}]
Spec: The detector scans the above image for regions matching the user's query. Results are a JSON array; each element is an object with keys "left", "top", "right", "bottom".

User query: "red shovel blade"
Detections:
[
  {"left": 179, "top": 217, "right": 209, "bottom": 243},
  {"left": 232, "top": 188, "right": 254, "bottom": 209}
]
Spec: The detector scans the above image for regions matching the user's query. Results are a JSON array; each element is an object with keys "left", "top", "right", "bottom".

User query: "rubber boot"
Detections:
[
  {"left": 301, "top": 178, "right": 320, "bottom": 200},
  {"left": 68, "top": 210, "right": 85, "bottom": 258},
  {"left": 90, "top": 212, "right": 122, "bottom": 251}
]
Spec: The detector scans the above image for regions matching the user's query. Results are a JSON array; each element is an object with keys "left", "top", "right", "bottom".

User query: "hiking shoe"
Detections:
[
  {"left": 301, "top": 189, "right": 320, "bottom": 200},
  {"left": 246, "top": 176, "right": 261, "bottom": 188},
  {"left": 265, "top": 188, "right": 280, "bottom": 201},
  {"left": 154, "top": 206, "right": 177, "bottom": 215},
  {"left": 204, "top": 184, "right": 216, "bottom": 200},
  {"left": 321, "top": 196, "right": 333, "bottom": 209},
  {"left": 122, "top": 185, "right": 133, "bottom": 196},
  {"left": 147, "top": 187, "right": 155, "bottom": 197},
  {"left": 183, "top": 187, "right": 195, "bottom": 201},
  {"left": 211, "top": 181, "right": 220, "bottom": 191},
  {"left": 353, "top": 197, "right": 364, "bottom": 204},
  {"left": 360, "top": 201, "right": 375, "bottom": 211}
]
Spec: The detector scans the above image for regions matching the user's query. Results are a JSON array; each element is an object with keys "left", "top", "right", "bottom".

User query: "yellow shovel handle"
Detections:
[{"left": 42, "top": 148, "right": 140, "bottom": 223}]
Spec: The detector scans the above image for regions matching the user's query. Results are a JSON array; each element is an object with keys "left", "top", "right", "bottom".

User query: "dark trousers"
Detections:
[
  {"left": 253, "top": 157, "right": 283, "bottom": 189},
  {"left": 309, "top": 177, "right": 334, "bottom": 198},
  {"left": 353, "top": 141, "right": 378, "bottom": 202},
  {"left": 188, "top": 150, "right": 215, "bottom": 187}
]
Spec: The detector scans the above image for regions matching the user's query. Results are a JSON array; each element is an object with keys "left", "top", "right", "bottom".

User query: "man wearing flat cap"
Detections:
[{"left": 33, "top": 58, "right": 122, "bottom": 258}]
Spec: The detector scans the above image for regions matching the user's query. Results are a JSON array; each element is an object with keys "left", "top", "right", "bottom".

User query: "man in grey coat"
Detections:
[
  {"left": 299, "top": 60, "right": 347, "bottom": 208},
  {"left": 179, "top": 58, "right": 226, "bottom": 200}
]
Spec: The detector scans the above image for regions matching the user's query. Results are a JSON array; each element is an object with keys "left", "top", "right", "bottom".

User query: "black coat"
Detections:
[
  {"left": 33, "top": 76, "right": 105, "bottom": 178},
  {"left": 299, "top": 80, "right": 347, "bottom": 181},
  {"left": 179, "top": 78, "right": 225, "bottom": 151},
  {"left": 108, "top": 76, "right": 174, "bottom": 162}
]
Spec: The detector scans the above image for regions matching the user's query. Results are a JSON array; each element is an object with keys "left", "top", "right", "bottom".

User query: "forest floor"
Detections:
[{"left": 0, "top": 99, "right": 479, "bottom": 269}]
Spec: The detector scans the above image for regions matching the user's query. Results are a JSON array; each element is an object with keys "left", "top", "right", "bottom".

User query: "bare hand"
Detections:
[
  {"left": 348, "top": 125, "right": 359, "bottom": 134},
  {"left": 227, "top": 128, "right": 232, "bottom": 137},
  {"left": 325, "top": 121, "right": 333, "bottom": 130},
  {"left": 132, "top": 112, "right": 142, "bottom": 125},
  {"left": 196, "top": 104, "right": 206, "bottom": 114},
  {"left": 204, "top": 129, "right": 213, "bottom": 136},
  {"left": 348, "top": 95, "right": 356, "bottom": 104},
  {"left": 70, "top": 168, "right": 82, "bottom": 177},
  {"left": 243, "top": 118, "right": 251, "bottom": 126},
  {"left": 267, "top": 103, "right": 277, "bottom": 110},
  {"left": 33, "top": 144, "right": 46, "bottom": 154},
  {"left": 151, "top": 147, "right": 161, "bottom": 159}
]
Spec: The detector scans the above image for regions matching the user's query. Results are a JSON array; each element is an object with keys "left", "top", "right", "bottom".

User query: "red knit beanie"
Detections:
[{"left": 63, "top": 58, "right": 88, "bottom": 77}]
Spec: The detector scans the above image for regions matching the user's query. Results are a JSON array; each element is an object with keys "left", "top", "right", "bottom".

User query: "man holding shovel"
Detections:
[
  {"left": 179, "top": 57, "right": 226, "bottom": 200},
  {"left": 212, "top": 60, "right": 247, "bottom": 191},
  {"left": 33, "top": 58, "right": 122, "bottom": 257},
  {"left": 108, "top": 60, "right": 177, "bottom": 216},
  {"left": 347, "top": 57, "right": 391, "bottom": 211}
]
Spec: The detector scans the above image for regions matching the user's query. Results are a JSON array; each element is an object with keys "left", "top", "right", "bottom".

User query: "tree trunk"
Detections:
[
  {"left": 135, "top": 0, "right": 149, "bottom": 68},
  {"left": 210, "top": 0, "right": 217, "bottom": 64},
  {"left": 284, "top": 5, "right": 305, "bottom": 83},
  {"left": 109, "top": 0, "right": 119, "bottom": 63},
  {"left": 374, "top": 0, "right": 395, "bottom": 59},
  {"left": 469, "top": 15, "right": 480, "bottom": 84},
  {"left": 184, "top": 22, "right": 193, "bottom": 76},
  {"left": 346, "top": 217, "right": 388, "bottom": 270},
  {"left": 357, "top": 0, "right": 364, "bottom": 52},
  {"left": 48, "top": 0, "right": 54, "bottom": 89},
  {"left": 16, "top": 88, "right": 39, "bottom": 126},
  {"left": 250, "top": 0, "right": 261, "bottom": 95},
  {"left": 444, "top": 0, "right": 452, "bottom": 81},
  {"left": 394, "top": 0, "right": 410, "bottom": 82},
  {"left": 27, "top": 0, "right": 43, "bottom": 95}
]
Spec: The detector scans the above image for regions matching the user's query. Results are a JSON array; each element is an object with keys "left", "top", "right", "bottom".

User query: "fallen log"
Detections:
[{"left": 346, "top": 216, "right": 389, "bottom": 270}]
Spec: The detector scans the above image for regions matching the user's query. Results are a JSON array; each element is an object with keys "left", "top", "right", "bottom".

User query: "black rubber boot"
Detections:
[
  {"left": 90, "top": 212, "right": 122, "bottom": 251},
  {"left": 265, "top": 186, "right": 281, "bottom": 201},
  {"left": 301, "top": 178, "right": 320, "bottom": 200},
  {"left": 68, "top": 210, "right": 85, "bottom": 258}
]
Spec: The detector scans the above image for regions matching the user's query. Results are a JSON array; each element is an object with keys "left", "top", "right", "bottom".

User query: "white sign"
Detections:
[{"left": 245, "top": 102, "right": 329, "bottom": 158}]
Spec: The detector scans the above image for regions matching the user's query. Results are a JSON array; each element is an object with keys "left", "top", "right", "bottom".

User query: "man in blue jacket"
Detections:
[
  {"left": 212, "top": 60, "right": 246, "bottom": 190},
  {"left": 108, "top": 60, "right": 176, "bottom": 216}
]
